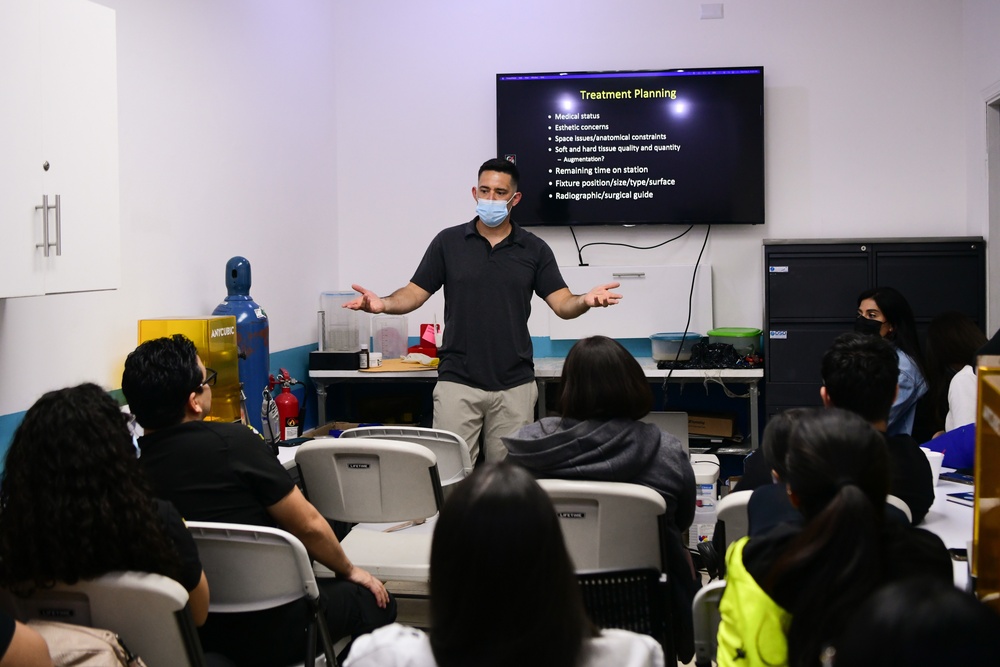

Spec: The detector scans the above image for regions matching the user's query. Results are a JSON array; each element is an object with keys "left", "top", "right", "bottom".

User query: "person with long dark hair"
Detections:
[
  {"left": 855, "top": 286, "right": 927, "bottom": 436},
  {"left": 344, "top": 463, "right": 663, "bottom": 667},
  {"left": 0, "top": 383, "right": 209, "bottom": 625},
  {"left": 924, "top": 311, "right": 988, "bottom": 432},
  {"left": 502, "top": 335, "right": 695, "bottom": 532},
  {"left": 716, "top": 408, "right": 951, "bottom": 667}
]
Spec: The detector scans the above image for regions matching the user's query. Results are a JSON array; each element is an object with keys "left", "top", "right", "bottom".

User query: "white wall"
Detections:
[
  {"left": 332, "top": 0, "right": 973, "bottom": 338},
  {"left": 963, "top": 0, "right": 1000, "bottom": 332},
  {"left": 0, "top": 0, "right": 338, "bottom": 416},
  {"left": 2, "top": 0, "right": 999, "bottom": 421}
]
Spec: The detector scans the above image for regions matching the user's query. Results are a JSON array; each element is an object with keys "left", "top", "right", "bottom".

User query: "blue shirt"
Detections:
[{"left": 887, "top": 349, "right": 927, "bottom": 436}]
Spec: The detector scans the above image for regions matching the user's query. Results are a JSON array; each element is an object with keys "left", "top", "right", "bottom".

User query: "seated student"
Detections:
[
  {"left": 717, "top": 408, "right": 952, "bottom": 667},
  {"left": 819, "top": 332, "right": 934, "bottom": 523},
  {"left": 855, "top": 287, "right": 927, "bottom": 437},
  {"left": 502, "top": 335, "right": 695, "bottom": 533},
  {"left": 924, "top": 311, "right": 988, "bottom": 433},
  {"left": 344, "top": 462, "right": 664, "bottom": 667},
  {"left": 121, "top": 335, "right": 395, "bottom": 666},
  {"left": 0, "top": 611, "right": 52, "bottom": 667},
  {"left": 833, "top": 576, "right": 1000, "bottom": 666},
  {"left": 745, "top": 409, "right": 807, "bottom": 538},
  {"left": 747, "top": 405, "right": 910, "bottom": 538},
  {"left": 0, "top": 383, "right": 209, "bottom": 626}
]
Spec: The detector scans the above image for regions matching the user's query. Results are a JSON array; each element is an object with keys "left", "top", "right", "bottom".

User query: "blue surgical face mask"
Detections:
[{"left": 476, "top": 196, "right": 514, "bottom": 227}]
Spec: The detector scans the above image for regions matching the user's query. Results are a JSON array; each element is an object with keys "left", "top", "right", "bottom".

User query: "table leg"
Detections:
[
  {"left": 749, "top": 381, "right": 760, "bottom": 450},
  {"left": 315, "top": 381, "right": 328, "bottom": 427}
]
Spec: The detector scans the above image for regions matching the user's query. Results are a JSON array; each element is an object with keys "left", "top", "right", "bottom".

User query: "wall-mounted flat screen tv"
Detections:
[{"left": 496, "top": 67, "right": 764, "bottom": 226}]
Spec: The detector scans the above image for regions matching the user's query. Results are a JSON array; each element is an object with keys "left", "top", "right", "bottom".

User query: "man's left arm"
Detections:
[{"left": 545, "top": 282, "right": 622, "bottom": 320}]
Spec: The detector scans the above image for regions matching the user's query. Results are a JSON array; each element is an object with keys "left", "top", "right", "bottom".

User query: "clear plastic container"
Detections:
[
  {"left": 372, "top": 314, "right": 408, "bottom": 360},
  {"left": 320, "top": 291, "right": 361, "bottom": 352},
  {"left": 650, "top": 332, "right": 704, "bottom": 361}
]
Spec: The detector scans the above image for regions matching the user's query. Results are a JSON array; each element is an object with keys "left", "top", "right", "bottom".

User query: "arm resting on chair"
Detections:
[
  {"left": 189, "top": 571, "right": 210, "bottom": 626},
  {"left": 267, "top": 487, "right": 389, "bottom": 608}
]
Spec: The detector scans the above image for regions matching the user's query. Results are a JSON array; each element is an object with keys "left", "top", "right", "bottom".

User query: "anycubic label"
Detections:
[
  {"left": 211, "top": 326, "right": 236, "bottom": 339},
  {"left": 770, "top": 331, "right": 788, "bottom": 339},
  {"left": 768, "top": 266, "right": 789, "bottom": 273}
]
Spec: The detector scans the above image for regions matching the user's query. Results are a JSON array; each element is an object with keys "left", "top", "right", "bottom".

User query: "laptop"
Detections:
[{"left": 641, "top": 411, "right": 689, "bottom": 454}]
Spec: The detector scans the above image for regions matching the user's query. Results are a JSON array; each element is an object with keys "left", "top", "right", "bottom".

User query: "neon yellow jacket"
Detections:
[{"left": 717, "top": 537, "right": 791, "bottom": 667}]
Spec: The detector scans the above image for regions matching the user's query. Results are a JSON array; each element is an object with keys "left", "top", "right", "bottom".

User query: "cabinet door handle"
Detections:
[
  {"left": 34, "top": 195, "right": 57, "bottom": 257},
  {"left": 54, "top": 194, "right": 62, "bottom": 256}
]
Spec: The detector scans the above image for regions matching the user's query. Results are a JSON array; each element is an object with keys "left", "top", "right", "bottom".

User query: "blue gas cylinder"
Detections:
[{"left": 212, "top": 256, "right": 269, "bottom": 432}]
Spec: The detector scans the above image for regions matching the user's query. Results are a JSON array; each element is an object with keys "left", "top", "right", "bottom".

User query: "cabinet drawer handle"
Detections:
[{"left": 34, "top": 195, "right": 56, "bottom": 257}]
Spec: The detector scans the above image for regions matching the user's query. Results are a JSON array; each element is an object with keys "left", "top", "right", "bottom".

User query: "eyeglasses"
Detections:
[{"left": 202, "top": 368, "right": 218, "bottom": 387}]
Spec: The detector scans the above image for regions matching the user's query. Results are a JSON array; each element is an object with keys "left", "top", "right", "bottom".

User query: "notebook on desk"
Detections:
[{"left": 946, "top": 491, "right": 975, "bottom": 507}]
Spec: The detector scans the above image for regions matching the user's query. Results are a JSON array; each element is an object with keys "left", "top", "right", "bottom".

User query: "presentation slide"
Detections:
[{"left": 496, "top": 68, "right": 764, "bottom": 226}]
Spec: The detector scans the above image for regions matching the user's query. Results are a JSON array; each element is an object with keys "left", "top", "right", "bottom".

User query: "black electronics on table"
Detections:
[{"left": 496, "top": 66, "right": 764, "bottom": 227}]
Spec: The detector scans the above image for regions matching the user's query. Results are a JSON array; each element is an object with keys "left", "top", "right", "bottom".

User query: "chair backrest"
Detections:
[
  {"left": 692, "top": 579, "right": 727, "bottom": 667},
  {"left": 339, "top": 426, "right": 473, "bottom": 486},
  {"left": 577, "top": 568, "right": 672, "bottom": 659},
  {"left": 538, "top": 479, "right": 667, "bottom": 572},
  {"left": 185, "top": 522, "right": 336, "bottom": 666},
  {"left": 641, "top": 411, "right": 690, "bottom": 454},
  {"left": 715, "top": 490, "right": 753, "bottom": 551},
  {"left": 886, "top": 494, "right": 913, "bottom": 523},
  {"left": 184, "top": 522, "right": 319, "bottom": 613},
  {"left": 0, "top": 571, "right": 205, "bottom": 667},
  {"left": 295, "top": 437, "right": 443, "bottom": 523}
]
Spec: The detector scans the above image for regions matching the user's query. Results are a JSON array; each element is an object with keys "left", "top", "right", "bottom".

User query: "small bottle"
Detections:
[{"left": 359, "top": 343, "right": 369, "bottom": 369}]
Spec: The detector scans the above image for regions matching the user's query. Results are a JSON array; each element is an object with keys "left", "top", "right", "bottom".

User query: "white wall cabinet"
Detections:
[{"left": 0, "top": 0, "right": 119, "bottom": 298}]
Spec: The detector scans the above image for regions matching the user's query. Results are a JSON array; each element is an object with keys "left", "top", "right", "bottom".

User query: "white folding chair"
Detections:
[
  {"left": 537, "top": 479, "right": 667, "bottom": 572},
  {"left": 295, "top": 438, "right": 444, "bottom": 582},
  {"left": 339, "top": 425, "right": 473, "bottom": 489},
  {"left": 716, "top": 490, "right": 753, "bottom": 551},
  {"left": 692, "top": 579, "right": 726, "bottom": 667},
  {"left": 0, "top": 571, "right": 205, "bottom": 667},
  {"left": 185, "top": 521, "right": 336, "bottom": 667}
]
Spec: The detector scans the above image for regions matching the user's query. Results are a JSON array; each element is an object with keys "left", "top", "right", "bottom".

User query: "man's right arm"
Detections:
[
  {"left": 266, "top": 486, "right": 390, "bottom": 607},
  {"left": 344, "top": 282, "right": 432, "bottom": 315}
]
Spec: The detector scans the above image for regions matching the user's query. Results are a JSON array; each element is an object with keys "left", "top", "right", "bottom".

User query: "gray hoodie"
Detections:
[{"left": 503, "top": 417, "right": 696, "bottom": 531}]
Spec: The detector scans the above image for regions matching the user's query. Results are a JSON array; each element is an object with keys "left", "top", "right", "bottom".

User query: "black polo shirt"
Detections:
[
  {"left": 138, "top": 420, "right": 294, "bottom": 527},
  {"left": 411, "top": 219, "right": 567, "bottom": 391}
]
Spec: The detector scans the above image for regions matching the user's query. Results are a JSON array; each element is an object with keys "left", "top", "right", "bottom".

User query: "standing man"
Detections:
[
  {"left": 347, "top": 158, "right": 622, "bottom": 463},
  {"left": 121, "top": 334, "right": 395, "bottom": 666}
]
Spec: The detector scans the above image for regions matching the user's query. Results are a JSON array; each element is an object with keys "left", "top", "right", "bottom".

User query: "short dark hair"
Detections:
[
  {"left": 121, "top": 334, "right": 204, "bottom": 430},
  {"left": 821, "top": 332, "right": 899, "bottom": 423},
  {"left": 478, "top": 158, "right": 519, "bottom": 189},
  {"left": 558, "top": 336, "right": 653, "bottom": 421},
  {"left": 429, "top": 462, "right": 594, "bottom": 667}
]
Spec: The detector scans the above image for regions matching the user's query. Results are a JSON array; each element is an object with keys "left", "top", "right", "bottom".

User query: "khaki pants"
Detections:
[{"left": 432, "top": 380, "right": 538, "bottom": 464}]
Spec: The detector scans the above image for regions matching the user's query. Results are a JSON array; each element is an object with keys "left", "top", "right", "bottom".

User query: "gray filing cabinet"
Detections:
[{"left": 763, "top": 237, "right": 986, "bottom": 419}]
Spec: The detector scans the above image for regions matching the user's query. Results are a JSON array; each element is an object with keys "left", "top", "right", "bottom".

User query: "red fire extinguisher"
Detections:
[{"left": 269, "top": 369, "right": 300, "bottom": 441}]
